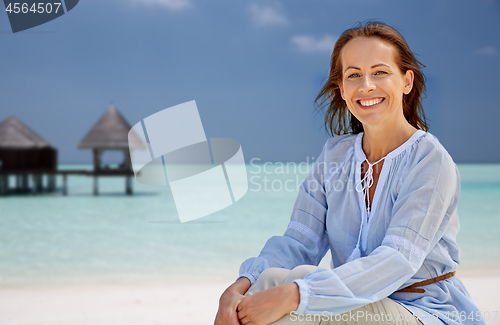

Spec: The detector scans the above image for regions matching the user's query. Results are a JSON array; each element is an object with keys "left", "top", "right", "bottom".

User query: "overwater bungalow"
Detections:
[
  {"left": 78, "top": 104, "right": 143, "bottom": 195},
  {"left": 0, "top": 116, "right": 57, "bottom": 194}
]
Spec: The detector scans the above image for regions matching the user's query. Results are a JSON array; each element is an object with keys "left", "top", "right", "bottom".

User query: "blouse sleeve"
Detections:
[
  {"left": 293, "top": 141, "right": 460, "bottom": 315},
  {"left": 238, "top": 141, "right": 331, "bottom": 284}
]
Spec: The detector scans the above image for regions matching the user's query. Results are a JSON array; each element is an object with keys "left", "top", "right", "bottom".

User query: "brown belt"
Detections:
[{"left": 395, "top": 271, "right": 456, "bottom": 293}]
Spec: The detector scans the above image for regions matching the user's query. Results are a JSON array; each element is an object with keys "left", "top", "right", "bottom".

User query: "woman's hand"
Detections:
[
  {"left": 237, "top": 283, "right": 300, "bottom": 325},
  {"left": 215, "top": 277, "right": 251, "bottom": 325}
]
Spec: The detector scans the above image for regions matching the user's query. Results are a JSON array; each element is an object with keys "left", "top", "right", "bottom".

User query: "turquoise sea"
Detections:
[{"left": 0, "top": 163, "right": 499, "bottom": 286}]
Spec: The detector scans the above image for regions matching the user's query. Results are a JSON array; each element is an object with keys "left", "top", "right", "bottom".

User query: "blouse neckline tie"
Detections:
[
  {"left": 347, "top": 155, "right": 386, "bottom": 263},
  {"left": 356, "top": 156, "right": 386, "bottom": 215}
]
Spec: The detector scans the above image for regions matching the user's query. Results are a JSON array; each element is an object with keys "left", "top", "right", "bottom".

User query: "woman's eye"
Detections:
[
  {"left": 375, "top": 71, "right": 387, "bottom": 75},
  {"left": 347, "top": 73, "right": 360, "bottom": 78}
]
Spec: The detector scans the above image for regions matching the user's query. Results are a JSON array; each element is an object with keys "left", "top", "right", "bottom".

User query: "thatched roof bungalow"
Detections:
[
  {"left": 78, "top": 104, "right": 144, "bottom": 172},
  {"left": 0, "top": 116, "right": 57, "bottom": 171}
]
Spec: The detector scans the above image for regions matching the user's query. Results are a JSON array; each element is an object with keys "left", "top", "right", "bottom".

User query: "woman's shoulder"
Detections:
[
  {"left": 397, "top": 132, "right": 461, "bottom": 201},
  {"left": 321, "top": 134, "right": 357, "bottom": 164},
  {"left": 411, "top": 132, "right": 455, "bottom": 164},
  {"left": 403, "top": 132, "right": 458, "bottom": 181},
  {"left": 324, "top": 133, "right": 357, "bottom": 148}
]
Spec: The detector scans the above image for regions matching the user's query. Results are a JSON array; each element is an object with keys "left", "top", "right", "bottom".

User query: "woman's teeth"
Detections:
[{"left": 359, "top": 98, "right": 383, "bottom": 107}]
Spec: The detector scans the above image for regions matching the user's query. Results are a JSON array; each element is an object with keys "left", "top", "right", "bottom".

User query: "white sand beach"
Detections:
[
  {"left": 457, "top": 273, "right": 500, "bottom": 325},
  {"left": 0, "top": 272, "right": 499, "bottom": 325},
  {"left": 0, "top": 278, "right": 231, "bottom": 325}
]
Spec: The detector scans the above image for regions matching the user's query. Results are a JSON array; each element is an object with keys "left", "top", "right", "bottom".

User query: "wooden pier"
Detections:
[
  {"left": 0, "top": 169, "right": 134, "bottom": 196},
  {"left": 0, "top": 105, "right": 144, "bottom": 197}
]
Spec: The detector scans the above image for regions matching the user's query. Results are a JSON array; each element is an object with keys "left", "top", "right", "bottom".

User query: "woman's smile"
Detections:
[{"left": 357, "top": 97, "right": 385, "bottom": 108}]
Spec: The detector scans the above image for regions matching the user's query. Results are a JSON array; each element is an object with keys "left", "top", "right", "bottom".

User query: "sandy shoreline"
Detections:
[
  {"left": 0, "top": 273, "right": 498, "bottom": 325},
  {"left": 0, "top": 278, "right": 232, "bottom": 325}
]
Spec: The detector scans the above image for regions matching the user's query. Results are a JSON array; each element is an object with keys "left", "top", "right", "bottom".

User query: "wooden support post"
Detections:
[
  {"left": 94, "top": 149, "right": 102, "bottom": 172},
  {"left": 31, "top": 174, "right": 37, "bottom": 195},
  {"left": 93, "top": 175, "right": 99, "bottom": 196},
  {"left": 0, "top": 175, "right": 7, "bottom": 195},
  {"left": 21, "top": 174, "right": 29, "bottom": 191},
  {"left": 63, "top": 174, "right": 67, "bottom": 196},
  {"left": 36, "top": 174, "right": 43, "bottom": 192},
  {"left": 16, "top": 174, "right": 21, "bottom": 192},
  {"left": 126, "top": 176, "right": 133, "bottom": 195},
  {"left": 123, "top": 149, "right": 132, "bottom": 170},
  {"left": 48, "top": 174, "right": 56, "bottom": 192}
]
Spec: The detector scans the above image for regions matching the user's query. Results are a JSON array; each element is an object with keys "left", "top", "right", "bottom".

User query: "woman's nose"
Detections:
[{"left": 359, "top": 75, "right": 376, "bottom": 92}]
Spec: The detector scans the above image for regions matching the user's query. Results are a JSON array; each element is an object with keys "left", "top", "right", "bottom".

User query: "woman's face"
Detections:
[{"left": 338, "top": 37, "right": 414, "bottom": 130}]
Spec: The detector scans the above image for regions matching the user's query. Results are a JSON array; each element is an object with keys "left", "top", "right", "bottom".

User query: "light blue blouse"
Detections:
[{"left": 239, "top": 130, "right": 485, "bottom": 325}]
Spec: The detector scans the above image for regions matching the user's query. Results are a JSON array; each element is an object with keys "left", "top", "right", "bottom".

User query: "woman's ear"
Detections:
[
  {"left": 339, "top": 81, "right": 345, "bottom": 100},
  {"left": 403, "top": 70, "right": 414, "bottom": 95}
]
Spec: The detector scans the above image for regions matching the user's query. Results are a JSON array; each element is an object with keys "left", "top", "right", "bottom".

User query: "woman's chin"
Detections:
[{"left": 357, "top": 117, "right": 385, "bottom": 128}]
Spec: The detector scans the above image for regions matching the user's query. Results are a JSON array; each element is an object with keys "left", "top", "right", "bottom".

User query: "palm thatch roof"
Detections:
[
  {"left": 0, "top": 116, "right": 54, "bottom": 149},
  {"left": 78, "top": 104, "right": 145, "bottom": 150}
]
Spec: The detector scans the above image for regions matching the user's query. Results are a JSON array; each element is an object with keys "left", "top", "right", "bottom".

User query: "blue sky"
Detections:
[{"left": 1, "top": 0, "right": 499, "bottom": 163}]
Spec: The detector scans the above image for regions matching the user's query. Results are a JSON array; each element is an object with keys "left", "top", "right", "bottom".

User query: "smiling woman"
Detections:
[
  {"left": 339, "top": 38, "right": 414, "bottom": 131},
  {"left": 316, "top": 22, "right": 428, "bottom": 137},
  {"left": 215, "top": 21, "right": 484, "bottom": 325}
]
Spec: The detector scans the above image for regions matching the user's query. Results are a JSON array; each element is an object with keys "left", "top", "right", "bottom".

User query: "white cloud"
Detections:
[
  {"left": 476, "top": 46, "right": 497, "bottom": 56},
  {"left": 248, "top": 3, "right": 288, "bottom": 27},
  {"left": 129, "top": 0, "right": 191, "bottom": 10},
  {"left": 291, "top": 34, "right": 337, "bottom": 54}
]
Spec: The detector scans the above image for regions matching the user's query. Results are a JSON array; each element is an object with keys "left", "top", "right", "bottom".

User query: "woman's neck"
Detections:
[{"left": 361, "top": 120, "right": 417, "bottom": 162}]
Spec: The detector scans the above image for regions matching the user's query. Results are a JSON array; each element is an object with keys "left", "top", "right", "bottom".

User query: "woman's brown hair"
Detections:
[{"left": 315, "top": 21, "right": 428, "bottom": 136}]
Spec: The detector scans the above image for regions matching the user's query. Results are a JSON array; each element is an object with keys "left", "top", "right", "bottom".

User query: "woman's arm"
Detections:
[
  {"left": 228, "top": 139, "right": 339, "bottom": 323},
  {"left": 215, "top": 278, "right": 301, "bottom": 325},
  {"left": 237, "top": 282, "right": 300, "bottom": 325},
  {"left": 214, "top": 277, "right": 251, "bottom": 325},
  {"left": 238, "top": 140, "right": 333, "bottom": 285}
]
